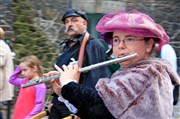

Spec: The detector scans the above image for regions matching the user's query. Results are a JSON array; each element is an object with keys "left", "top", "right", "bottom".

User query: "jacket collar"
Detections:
[{"left": 60, "top": 32, "right": 87, "bottom": 46}]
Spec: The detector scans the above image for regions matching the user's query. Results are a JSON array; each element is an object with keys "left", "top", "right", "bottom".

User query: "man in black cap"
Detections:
[{"left": 48, "top": 8, "right": 110, "bottom": 119}]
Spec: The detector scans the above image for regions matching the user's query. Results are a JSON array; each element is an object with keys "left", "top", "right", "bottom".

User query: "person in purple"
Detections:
[{"left": 9, "top": 55, "right": 46, "bottom": 119}]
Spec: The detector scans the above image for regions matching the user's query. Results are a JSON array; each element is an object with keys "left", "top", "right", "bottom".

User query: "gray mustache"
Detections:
[{"left": 64, "top": 27, "right": 76, "bottom": 33}]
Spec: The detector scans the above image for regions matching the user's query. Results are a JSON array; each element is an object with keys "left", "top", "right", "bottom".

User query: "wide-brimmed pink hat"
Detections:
[{"left": 96, "top": 10, "right": 169, "bottom": 47}]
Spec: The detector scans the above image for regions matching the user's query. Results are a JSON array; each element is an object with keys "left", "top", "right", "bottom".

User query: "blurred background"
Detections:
[{"left": 0, "top": 0, "right": 180, "bottom": 118}]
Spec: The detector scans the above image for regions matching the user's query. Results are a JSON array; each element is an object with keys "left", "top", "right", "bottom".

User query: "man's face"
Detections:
[{"left": 64, "top": 16, "right": 87, "bottom": 38}]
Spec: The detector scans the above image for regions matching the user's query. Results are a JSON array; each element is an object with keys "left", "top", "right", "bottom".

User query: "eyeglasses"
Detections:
[{"left": 112, "top": 36, "right": 144, "bottom": 46}]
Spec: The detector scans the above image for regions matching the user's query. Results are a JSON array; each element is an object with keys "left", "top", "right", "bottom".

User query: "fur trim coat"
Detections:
[{"left": 96, "top": 58, "right": 180, "bottom": 119}]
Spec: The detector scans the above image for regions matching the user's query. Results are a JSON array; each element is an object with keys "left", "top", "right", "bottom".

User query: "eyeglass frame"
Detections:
[{"left": 112, "top": 36, "right": 144, "bottom": 46}]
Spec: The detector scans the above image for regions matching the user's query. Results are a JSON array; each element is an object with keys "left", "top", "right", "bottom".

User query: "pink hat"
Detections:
[{"left": 96, "top": 10, "right": 169, "bottom": 46}]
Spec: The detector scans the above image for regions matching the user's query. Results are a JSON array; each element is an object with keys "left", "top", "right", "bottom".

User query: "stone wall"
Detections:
[
  {"left": 29, "top": 0, "right": 70, "bottom": 43},
  {"left": 0, "top": 0, "right": 14, "bottom": 39}
]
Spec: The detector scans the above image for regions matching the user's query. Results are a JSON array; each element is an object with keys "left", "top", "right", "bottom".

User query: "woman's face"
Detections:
[{"left": 112, "top": 32, "right": 154, "bottom": 68}]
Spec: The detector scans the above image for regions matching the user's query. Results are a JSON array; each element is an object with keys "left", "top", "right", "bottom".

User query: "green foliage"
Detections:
[{"left": 12, "top": 0, "right": 58, "bottom": 73}]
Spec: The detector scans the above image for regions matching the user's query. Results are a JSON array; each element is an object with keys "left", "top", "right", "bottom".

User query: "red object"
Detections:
[{"left": 13, "top": 82, "right": 35, "bottom": 119}]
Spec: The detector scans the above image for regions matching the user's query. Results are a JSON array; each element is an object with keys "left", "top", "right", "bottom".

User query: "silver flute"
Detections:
[{"left": 22, "top": 53, "right": 138, "bottom": 88}]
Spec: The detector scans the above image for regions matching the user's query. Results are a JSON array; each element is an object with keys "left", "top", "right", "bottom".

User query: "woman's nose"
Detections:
[{"left": 117, "top": 40, "right": 126, "bottom": 49}]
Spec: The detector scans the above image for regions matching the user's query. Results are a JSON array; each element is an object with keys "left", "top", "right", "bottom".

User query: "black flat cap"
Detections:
[{"left": 62, "top": 8, "right": 88, "bottom": 22}]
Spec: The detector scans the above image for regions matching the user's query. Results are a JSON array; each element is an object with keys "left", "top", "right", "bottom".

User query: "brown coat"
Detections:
[{"left": 96, "top": 58, "right": 180, "bottom": 119}]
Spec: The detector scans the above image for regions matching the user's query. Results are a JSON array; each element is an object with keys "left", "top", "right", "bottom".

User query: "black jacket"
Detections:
[
  {"left": 62, "top": 82, "right": 114, "bottom": 119},
  {"left": 49, "top": 33, "right": 111, "bottom": 119},
  {"left": 56, "top": 33, "right": 110, "bottom": 88}
]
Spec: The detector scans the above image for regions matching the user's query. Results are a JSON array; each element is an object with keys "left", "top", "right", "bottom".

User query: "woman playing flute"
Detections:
[{"left": 50, "top": 9, "right": 180, "bottom": 119}]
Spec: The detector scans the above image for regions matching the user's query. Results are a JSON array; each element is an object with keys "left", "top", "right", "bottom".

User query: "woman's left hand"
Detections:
[{"left": 51, "top": 79, "right": 62, "bottom": 96}]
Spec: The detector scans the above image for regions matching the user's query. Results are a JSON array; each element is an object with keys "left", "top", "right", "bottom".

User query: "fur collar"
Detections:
[{"left": 96, "top": 58, "right": 180, "bottom": 118}]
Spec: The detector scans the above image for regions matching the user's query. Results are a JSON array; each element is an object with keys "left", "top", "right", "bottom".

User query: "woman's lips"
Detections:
[{"left": 118, "top": 53, "right": 128, "bottom": 58}]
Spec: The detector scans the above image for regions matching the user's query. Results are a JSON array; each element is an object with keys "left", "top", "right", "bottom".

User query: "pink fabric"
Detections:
[
  {"left": 13, "top": 82, "right": 36, "bottom": 119},
  {"left": 96, "top": 10, "right": 169, "bottom": 47},
  {"left": 96, "top": 58, "right": 180, "bottom": 118}
]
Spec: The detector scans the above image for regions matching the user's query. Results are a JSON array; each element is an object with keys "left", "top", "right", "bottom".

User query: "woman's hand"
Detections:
[
  {"left": 54, "top": 64, "right": 79, "bottom": 87},
  {"left": 51, "top": 79, "right": 62, "bottom": 96},
  {"left": 44, "top": 70, "right": 61, "bottom": 96}
]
